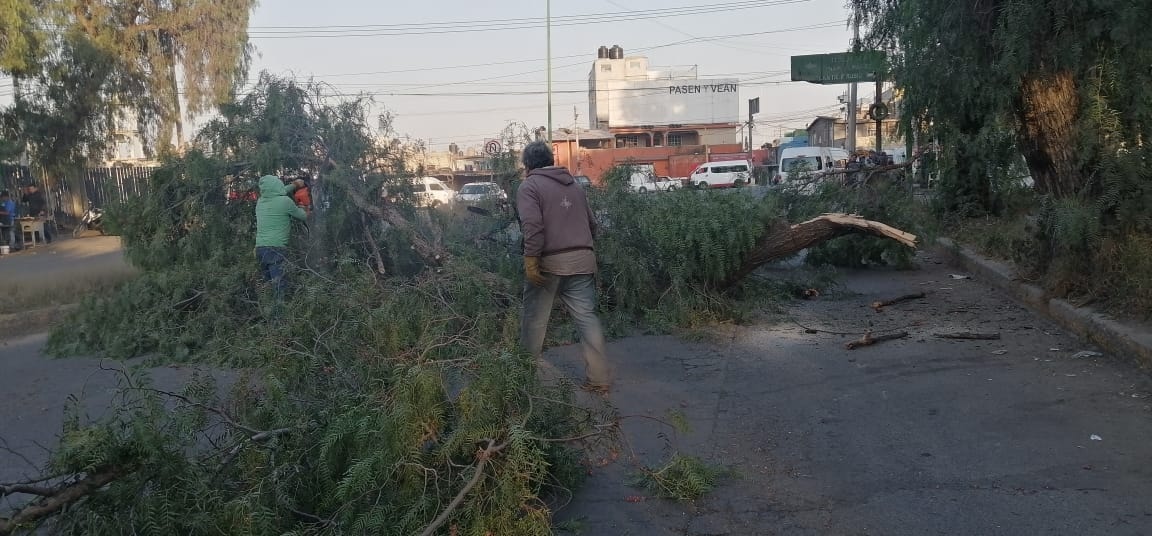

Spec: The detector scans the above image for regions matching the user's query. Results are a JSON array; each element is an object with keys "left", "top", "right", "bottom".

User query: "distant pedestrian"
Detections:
[
  {"left": 0, "top": 190, "right": 16, "bottom": 248},
  {"left": 21, "top": 184, "right": 52, "bottom": 243},
  {"left": 516, "top": 140, "right": 612, "bottom": 394},
  {"left": 846, "top": 154, "right": 862, "bottom": 185},
  {"left": 255, "top": 175, "right": 307, "bottom": 302}
]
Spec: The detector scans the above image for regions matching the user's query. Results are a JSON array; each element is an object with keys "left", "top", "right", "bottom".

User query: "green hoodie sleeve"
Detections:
[{"left": 287, "top": 199, "right": 307, "bottom": 221}]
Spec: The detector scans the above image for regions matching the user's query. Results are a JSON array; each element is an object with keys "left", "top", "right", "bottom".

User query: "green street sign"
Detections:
[{"left": 790, "top": 51, "right": 886, "bottom": 84}]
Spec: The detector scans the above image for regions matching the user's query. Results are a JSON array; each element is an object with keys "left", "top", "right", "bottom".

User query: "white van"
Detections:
[
  {"left": 775, "top": 147, "right": 849, "bottom": 185},
  {"left": 381, "top": 176, "right": 455, "bottom": 208},
  {"left": 690, "top": 159, "right": 753, "bottom": 189}
]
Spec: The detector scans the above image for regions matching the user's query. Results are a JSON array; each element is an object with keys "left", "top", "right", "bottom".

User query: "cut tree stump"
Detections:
[{"left": 719, "top": 213, "right": 918, "bottom": 290}]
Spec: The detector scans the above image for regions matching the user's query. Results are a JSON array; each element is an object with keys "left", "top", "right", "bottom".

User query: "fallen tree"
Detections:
[
  {"left": 16, "top": 83, "right": 925, "bottom": 534},
  {"left": 719, "top": 213, "right": 918, "bottom": 290}
]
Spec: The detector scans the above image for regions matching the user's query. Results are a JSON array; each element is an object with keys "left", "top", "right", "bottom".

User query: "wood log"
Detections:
[
  {"left": 935, "top": 332, "right": 1001, "bottom": 340},
  {"left": 845, "top": 331, "right": 910, "bottom": 350},
  {"left": 872, "top": 292, "right": 927, "bottom": 312},
  {"left": 719, "top": 213, "right": 918, "bottom": 290}
]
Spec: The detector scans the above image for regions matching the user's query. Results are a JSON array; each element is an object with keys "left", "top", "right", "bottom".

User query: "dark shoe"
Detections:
[{"left": 580, "top": 380, "right": 611, "bottom": 395}]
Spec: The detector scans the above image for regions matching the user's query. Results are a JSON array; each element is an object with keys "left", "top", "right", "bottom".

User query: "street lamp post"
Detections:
[{"left": 546, "top": 0, "right": 553, "bottom": 143}]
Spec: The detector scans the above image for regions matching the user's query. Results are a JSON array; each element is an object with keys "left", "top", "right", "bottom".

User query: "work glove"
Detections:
[{"left": 523, "top": 256, "right": 546, "bottom": 287}]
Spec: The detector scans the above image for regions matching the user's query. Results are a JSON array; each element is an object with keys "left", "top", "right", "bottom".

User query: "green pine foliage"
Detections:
[{"left": 591, "top": 166, "right": 782, "bottom": 331}]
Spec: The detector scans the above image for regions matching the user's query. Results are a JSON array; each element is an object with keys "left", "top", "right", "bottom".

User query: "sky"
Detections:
[
  {"left": 0, "top": 0, "right": 865, "bottom": 152},
  {"left": 244, "top": 0, "right": 861, "bottom": 151}
]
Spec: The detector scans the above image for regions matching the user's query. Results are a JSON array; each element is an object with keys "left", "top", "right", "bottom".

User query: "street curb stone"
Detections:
[{"left": 936, "top": 237, "right": 1152, "bottom": 368}]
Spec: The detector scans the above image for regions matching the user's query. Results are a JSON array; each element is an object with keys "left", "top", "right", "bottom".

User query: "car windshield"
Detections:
[
  {"left": 460, "top": 184, "right": 488, "bottom": 194},
  {"left": 782, "top": 157, "right": 822, "bottom": 172}
]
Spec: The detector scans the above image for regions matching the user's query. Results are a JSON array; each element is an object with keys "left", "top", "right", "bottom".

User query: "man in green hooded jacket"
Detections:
[{"left": 255, "top": 175, "right": 307, "bottom": 298}]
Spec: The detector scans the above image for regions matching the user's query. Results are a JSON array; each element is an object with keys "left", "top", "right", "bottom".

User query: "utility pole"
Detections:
[
  {"left": 546, "top": 0, "right": 553, "bottom": 143},
  {"left": 746, "top": 97, "right": 760, "bottom": 152},
  {"left": 573, "top": 106, "right": 581, "bottom": 173},
  {"left": 846, "top": 13, "right": 860, "bottom": 154},
  {"left": 874, "top": 78, "right": 883, "bottom": 152}
]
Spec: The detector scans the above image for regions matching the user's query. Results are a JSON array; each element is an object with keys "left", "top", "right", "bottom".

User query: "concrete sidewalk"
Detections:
[{"left": 553, "top": 250, "right": 1152, "bottom": 535}]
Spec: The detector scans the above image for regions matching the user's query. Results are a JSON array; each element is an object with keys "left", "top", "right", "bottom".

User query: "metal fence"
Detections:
[{"left": 0, "top": 164, "right": 155, "bottom": 223}]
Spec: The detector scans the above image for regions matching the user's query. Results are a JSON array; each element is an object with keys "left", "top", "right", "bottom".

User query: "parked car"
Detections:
[
  {"left": 382, "top": 176, "right": 455, "bottom": 208},
  {"left": 573, "top": 175, "right": 593, "bottom": 189},
  {"left": 455, "top": 181, "right": 507, "bottom": 204},
  {"left": 654, "top": 176, "right": 681, "bottom": 192},
  {"left": 628, "top": 171, "right": 661, "bottom": 193},
  {"left": 689, "top": 160, "right": 753, "bottom": 188}
]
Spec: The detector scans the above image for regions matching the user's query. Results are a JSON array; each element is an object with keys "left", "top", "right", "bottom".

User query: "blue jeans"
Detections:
[
  {"left": 256, "top": 246, "right": 288, "bottom": 300},
  {"left": 521, "top": 273, "right": 611, "bottom": 386}
]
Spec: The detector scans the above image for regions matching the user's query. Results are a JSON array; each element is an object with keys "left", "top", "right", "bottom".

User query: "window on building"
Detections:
[
  {"left": 629, "top": 61, "right": 641, "bottom": 70},
  {"left": 668, "top": 133, "right": 683, "bottom": 147},
  {"left": 616, "top": 136, "right": 639, "bottom": 148},
  {"left": 601, "top": 64, "right": 612, "bottom": 72}
]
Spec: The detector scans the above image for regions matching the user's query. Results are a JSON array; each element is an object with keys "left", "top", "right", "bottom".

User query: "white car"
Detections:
[
  {"left": 382, "top": 176, "right": 455, "bottom": 208},
  {"left": 454, "top": 182, "right": 507, "bottom": 204}
]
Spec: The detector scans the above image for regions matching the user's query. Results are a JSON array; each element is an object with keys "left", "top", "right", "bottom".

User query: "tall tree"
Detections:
[
  {"left": 0, "top": 0, "right": 41, "bottom": 74},
  {"left": 849, "top": 0, "right": 1152, "bottom": 203},
  {"left": 63, "top": 0, "right": 257, "bottom": 152}
]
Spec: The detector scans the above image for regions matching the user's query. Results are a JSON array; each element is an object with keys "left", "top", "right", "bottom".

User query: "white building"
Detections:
[{"left": 586, "top": 45, "right": 741, "bottom": 147}]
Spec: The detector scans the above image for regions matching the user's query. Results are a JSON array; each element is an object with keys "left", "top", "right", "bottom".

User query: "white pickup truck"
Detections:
[{"left": 628, "top": 172, "right": 681, "bottom": 193}]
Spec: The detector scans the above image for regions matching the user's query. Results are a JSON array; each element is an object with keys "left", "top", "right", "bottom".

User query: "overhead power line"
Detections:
[
  {"left": 248, "top": 0, "right": 806, "bottom": 37},
  {"left": 387, "top": 20, "right": 847, "bottom": 92}
]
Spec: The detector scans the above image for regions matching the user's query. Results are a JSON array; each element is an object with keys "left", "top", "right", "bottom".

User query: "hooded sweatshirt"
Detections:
[
  {"left": 516, "top": 166, "right": 596, "bottom": 259},
  {"left": 255, "top": 175, "right": 306, "bottom": 248}
]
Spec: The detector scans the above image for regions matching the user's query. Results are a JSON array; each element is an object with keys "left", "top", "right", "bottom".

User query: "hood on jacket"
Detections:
[
  {"left": 528, "top": 166, "right": 574, "bottom": 186},
  {"left": 258, "top": 175, "right": 287, "bottom": 198}
]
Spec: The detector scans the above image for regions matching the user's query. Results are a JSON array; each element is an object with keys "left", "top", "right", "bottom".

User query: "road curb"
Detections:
[{"left": 936, "top": 237, "right": 1152, "bottom": 368}]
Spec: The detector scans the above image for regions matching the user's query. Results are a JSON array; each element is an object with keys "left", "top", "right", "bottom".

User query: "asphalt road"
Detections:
[
  {"left": 2, "top": 246, "right": 1150, "bottom": 535},
  {"left": 0, "top": 333, "right": 234, "bottom": 516},
  {"left": 552, "top": 250, "right": 1152, "bottom": 535}
]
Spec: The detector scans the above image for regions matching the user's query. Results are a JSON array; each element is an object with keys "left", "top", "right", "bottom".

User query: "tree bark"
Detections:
[
  {"left": 718, "top": 213, "right": 918, "bottom": 290},
  {"left": 1017, "top": 71, "right": 1081, "bottom": 198}
]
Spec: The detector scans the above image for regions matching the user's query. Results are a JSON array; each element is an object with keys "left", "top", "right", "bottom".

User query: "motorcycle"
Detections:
[{"left": 73, "top": 201, "right": 105, "bottom": 238}]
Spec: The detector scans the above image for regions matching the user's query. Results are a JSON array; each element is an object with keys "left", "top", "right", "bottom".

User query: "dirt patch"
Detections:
[
  {"left": 0, "top": 235, "right": 135, "bottom": 316},
  {"left": 0, "top": 304, "right": 77, "bottom": 342}
]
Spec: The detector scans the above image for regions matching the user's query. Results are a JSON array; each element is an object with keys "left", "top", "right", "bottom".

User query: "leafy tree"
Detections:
[
  {"left": 851, "top": 0, "right": 1152, "bottom": 311},
  {"left": 0, "top": 0, "right": 256, "bottom": 179},
  {"left": 850, "top": 0, "right": 1152, "bottom": 202},
  {"left": 59, "top": 0, "right": 257, "bottom": 149},
  {"left": 0, "top": 0, "right": 42, "bottom": 74}
]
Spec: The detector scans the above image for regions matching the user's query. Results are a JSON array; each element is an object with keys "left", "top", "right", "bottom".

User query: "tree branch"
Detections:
[
  {"left": 0, "top": 466, "right": 128, "bottom": 536},
  {"left": 417, "top": 439, "right": 507, "bottom": 536}
]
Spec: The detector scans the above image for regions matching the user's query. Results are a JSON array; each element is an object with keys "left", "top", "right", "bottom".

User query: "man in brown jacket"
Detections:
[{"left": 516, "top": 141, "right": 611, "bottom": 393}]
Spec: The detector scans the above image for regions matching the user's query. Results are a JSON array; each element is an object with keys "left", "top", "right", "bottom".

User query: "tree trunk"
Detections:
[
  {"left": 718, "top": 213, "right": 917, "bottom": 290},
  {"left": 1017, "top": 71, "right": 1081, "bottom": 197}
]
